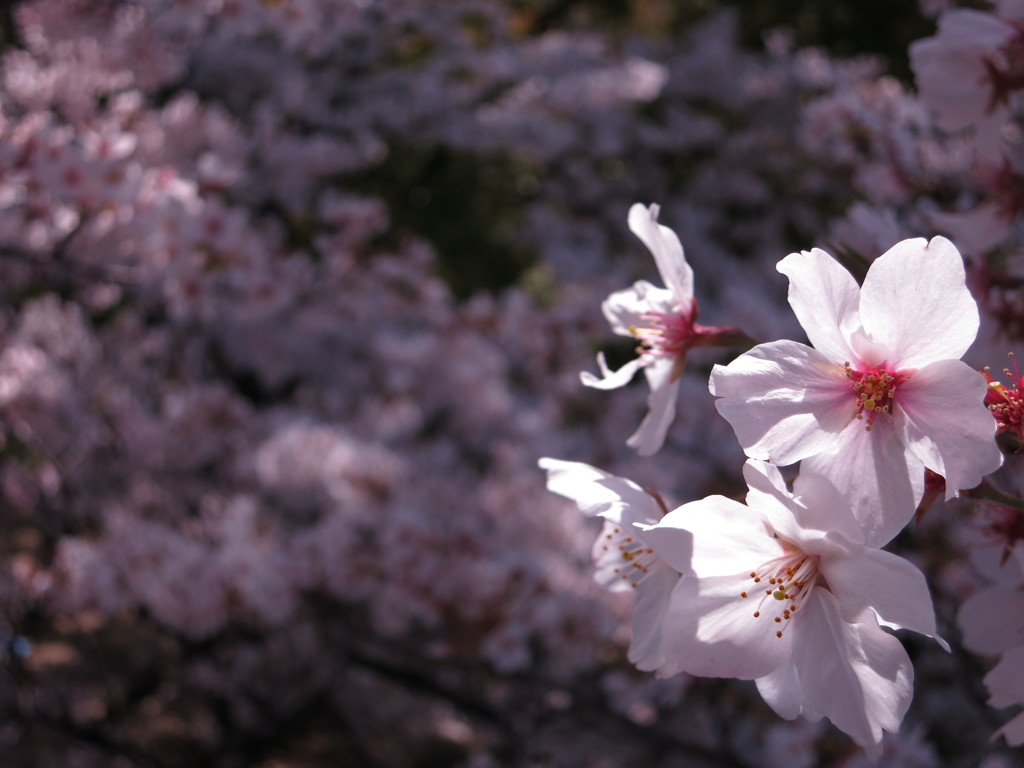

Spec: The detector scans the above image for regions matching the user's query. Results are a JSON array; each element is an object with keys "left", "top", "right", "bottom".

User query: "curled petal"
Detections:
[
  {"left": 777, "top": 248, "right": 861, "bottom": 364},
  {"left": 628, "top": 203, "right": 693, "bottom": 306},
  {"left": 580, "top": 353, "right": 645, "bottom": 391},
  {"left": 895, "top": 359, "right": 1002, "bottom": 497},
  {"left": 710, "top": 340, "right": 855, "bottom": 465},
  {"left": 626, "top": 357, "right": 679, "bottom": 456},
  {"left": 859, "top": 236, "right": 979, "bottom": 369},
  {"left": 755, "top": 659, "right": 805, "bottom": 721}
]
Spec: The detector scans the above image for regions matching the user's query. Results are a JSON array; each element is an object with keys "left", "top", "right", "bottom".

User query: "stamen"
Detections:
[
  {"left": 844, "top": 362, "right": 909, "bottom": 430},
  {"left": 607, "top": 525, "right": 660, "bottom": 589},
  {"left": 739, "top": 545, "right": 821, "bottom": 638}
]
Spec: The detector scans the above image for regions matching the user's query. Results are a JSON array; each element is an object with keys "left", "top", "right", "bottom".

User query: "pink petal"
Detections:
[
  {"left": 858, "top": 236, "right": 979, "bottom": 369},
  {"left": 659, "top": 572, "right": 792, "bottom": 680},
  {"left": 801, "top": 416, "right": 922, "bottom": 548},
  {"left": 958, "top": 584, "right": 1024, "bottom": 655},
  {"left": 789, "top": 471, "right": 864, "bottom": 545},
  {"left": 628, "top": 203, "right": 693, "bottom": 305},
  {"left": 776, "top": 248, "right": 861, "bottom": 364},
  {"left": 793, "top": 591, "right": 913, "bottom": 759},
  {"left": 710, "top": 340, "right": 856, "bottom": 465},
  {"left": 895, "top": 358, "right": 1002, "bottom": 496},
  {"left": 626, "top": 357, "right": 679, "bottom": 456},
  {"left": 823, "top": 547, "right": 946, "bottom": 649}
]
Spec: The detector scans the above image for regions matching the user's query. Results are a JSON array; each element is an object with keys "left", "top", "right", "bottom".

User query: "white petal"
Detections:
[
  {"left": 789, "top": 470, "right": 864, "bottom": 545},
  {"left": 710, "top": 340, "right": 856, "bottom": 465},
  {"left": 823, "top": 547, "right": 946, "bottom": 649},
  {"left": 801, "top": 416, "right": 922, "bottom": 548},
  {"left": 601, "top": 280, "right": 676, "bottom": 336},
  {"left": 626, "top": 357, "right": 679, "bottom": 456},
  {"left": 628, "top": 203, "right": 694, "bottom": 305},
  {"left": 776, "top": 248, "right": 861, "bottom": 364},
  {"left": 580, "top": 353, "right": 645, "bottom": 390},
  {"left": 858, "top": 236, "right": 979, "bottom": 369},
  {"left": 643, "top": 495, "right": 781, "bottom": 577},
  {"left": 659, "top": 572, "right": 792, "bottom": 680},
  {"left": 741, "top": 459, "right": 864, "bottom": 547},
  {"left": 538, "top": 457, "right": 660, "bottom": 521},
  {"left": 755, "top": 659, "right": 805, "bottom": 720},
  {"left": 629, "top": 562, "right": 681, "bottom": 672},
  {"left": 958, "top": 584, "right": 1024, "bottom": 655},
  {"left": 895, "top": 359, "right": 1003, "bottom": 496},
  {"left": 793, "top": 591, "right": 913, "bottom": 759}
]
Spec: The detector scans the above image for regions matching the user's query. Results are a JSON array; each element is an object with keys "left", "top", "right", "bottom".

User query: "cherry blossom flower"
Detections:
[
  {"left": 639, "top": 460, "right": 946, "bottom": 757},
  {"left": 539, "top": 457, "right": 678, "bottom": 672},
  {"left": 710, "top": 237, "right": 1003, "bottom": 545},
  {"left": 582, "top": 203, "right": 748, "bottom": 455}
]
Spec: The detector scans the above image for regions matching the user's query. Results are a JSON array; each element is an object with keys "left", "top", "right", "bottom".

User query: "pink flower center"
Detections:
[
  {"left": 629, "top": 308, "right": 698, "bottom": 381},
  {"left": 984, "top": 353, "right": 1024, "bottom": 443},
  {"left": 845, "top": 362, "right": 908, "bottom": 430},
  {"left": 739, "top": 545, "right": 820, "bottom": 639}
]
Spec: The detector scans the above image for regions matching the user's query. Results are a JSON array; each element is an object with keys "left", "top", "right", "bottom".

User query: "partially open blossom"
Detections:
[
  {"left": 984, "top": 646, "right": 1024, "bottom": 746},
  {"left": 910, "top": 7, "right": 1024, "bottom": 154},
  {"left": 539, "top": 457, "right": 678, "bottom": 672},
  {"left": 639, "top": 460, "right": 946, "bottom": 758},
  {"left": 582, "top": 203, "right": 749, "bottom": 455},
  {"left": 984, "top": 353, "right": 1024, "bottom": 447},
  {"left": 711, "top": 237, "right": 1003, "bottom": 546}
]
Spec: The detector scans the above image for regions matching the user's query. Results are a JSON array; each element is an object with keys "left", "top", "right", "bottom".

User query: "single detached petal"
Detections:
[
  {"left": 801, "top": 416, "right": 922, "bottom": 548},
  {"left": 628, "top": 203, "right": 693, "bottom": 305},
  {"left": 777, "top": 248, "right": 861, "bottom": 364},
  {"left": 896, "top": 358, "right": 1002, "bottom": 496},
  {"left": 626, "top": 357, "right": 679, "bottom": 456},
  {"left": 958, "top": 584, "right": 1024, "bottom": 655},
  {"left": 601, "top": 280, "right": 676, "bottom": 337},
  {"left": 793, "top": 591, "right": 913, "bottom": 759},
  {"left": 710, "top": 340, "right": 856, "bottom": 465},
  {"left": 859, "top": 236, "right": 979, "bottom": 369},
  {"left": 643, "top": 494, "right": 780, "bottom": 577},
  {"left": 660, "top": 572, "right": 792, "bottom": 680},
  {"left": 823, "top": 547, "right": 946, "bottom": 649},
  {"left": 580, "top": 353, "right": 645, "bottom": 390}
]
